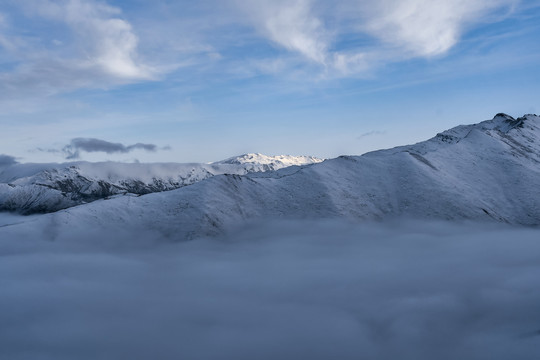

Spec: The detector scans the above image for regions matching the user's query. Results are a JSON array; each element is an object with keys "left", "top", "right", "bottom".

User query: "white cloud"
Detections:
[
  {"left": 231, "top": 0, "right": 518, "bottom": 74},
  {"left": 31, "top": 0, "right": 154, "bottom": 80},
  {"left": 359, "top": 0, "right": 518, "bottom": 57},
  {"left": 237, "top": 0, "right": 329, "bottom": 64},
  {"left": 0, "top": 0, "right": 157, "bottom": 100},
  {"left": 0, "top": 0, "right": 524, "bottom": 98}
]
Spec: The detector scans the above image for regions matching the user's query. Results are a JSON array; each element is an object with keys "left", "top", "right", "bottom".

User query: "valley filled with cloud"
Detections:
[{"left": 1, "top": 217, "right": 539, "bottom": 360}]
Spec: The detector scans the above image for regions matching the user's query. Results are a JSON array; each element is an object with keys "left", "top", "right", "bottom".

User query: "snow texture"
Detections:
[
  {"left": 4, "top": 113, "right": 540, "bottom": 241},
  {"left": 0, "top": 154, "right": 322, "bottom": 214},
  {"left": 1, "top": 114, "right": 540, "bottom": 241}
]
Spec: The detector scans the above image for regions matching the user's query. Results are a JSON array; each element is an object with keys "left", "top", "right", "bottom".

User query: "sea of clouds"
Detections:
[{"left": 1, "top": 216, "right": 539, "bottom": 360}]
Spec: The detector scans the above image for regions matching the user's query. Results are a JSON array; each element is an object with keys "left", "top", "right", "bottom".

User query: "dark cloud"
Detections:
[
  {"left": 63, "top": 138, "right": 158, "bottom": 159},
  {"left": 0, "top": 154, "right": 18, "bottom": 166},
  {"left": 1, "top": 218, "right": 540, "bottom": 360}
]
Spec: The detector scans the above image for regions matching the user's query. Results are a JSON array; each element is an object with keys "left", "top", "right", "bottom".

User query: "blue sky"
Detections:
[{"left": 1, "top": 0, "right": 539, "bottom": 163}]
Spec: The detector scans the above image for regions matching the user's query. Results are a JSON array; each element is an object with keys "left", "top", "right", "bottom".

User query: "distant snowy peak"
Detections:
[
  {"left": 214, "top": 153, "right": 324, "bottom": 171},
  {"left": 0, "top": 154, "right": 324, "bottom": 214}
]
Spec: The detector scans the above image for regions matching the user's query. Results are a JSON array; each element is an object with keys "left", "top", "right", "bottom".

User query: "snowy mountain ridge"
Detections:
[
  {"left": 1, "top": 113, "right": 540, "bottom": 242},
  {"left": 0, "top": 155, "right": 321, "bottom": 214}
]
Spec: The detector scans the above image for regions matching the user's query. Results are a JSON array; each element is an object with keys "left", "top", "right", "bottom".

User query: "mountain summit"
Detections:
[{"left": 215, "top": 153, "right": 323, "bottom": 167}]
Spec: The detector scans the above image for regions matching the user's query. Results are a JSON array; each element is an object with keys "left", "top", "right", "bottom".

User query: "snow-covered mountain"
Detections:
[
  {"left": 1, "top": 113, "right": 540, "bottom": 241},
  {"left": 0, "top": 155, "right": 323, "bottom": 214},
  {"left": 214, "top": 153, "right": 323, "bottom": 171}
]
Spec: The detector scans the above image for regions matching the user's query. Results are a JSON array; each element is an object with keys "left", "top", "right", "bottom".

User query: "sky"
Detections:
[{"left": 0, "top": 0, "right": 539, "bottom": 163}]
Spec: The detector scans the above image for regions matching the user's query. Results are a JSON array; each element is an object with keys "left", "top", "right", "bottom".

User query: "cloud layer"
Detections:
[{"left": 0, "top": 218, "right": 539, "bottom": 359}]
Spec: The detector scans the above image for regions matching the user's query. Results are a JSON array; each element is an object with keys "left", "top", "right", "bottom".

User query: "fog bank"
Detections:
[{"left": 1, "top": 219, "right": 539, "bottom": 359}]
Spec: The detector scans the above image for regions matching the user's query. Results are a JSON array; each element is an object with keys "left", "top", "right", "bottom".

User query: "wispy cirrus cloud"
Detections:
[
  {"left": 227, "top": 0, "right": 518, "bottom": 76},
  {"left": 0, "top": 0, "right": 525, "bottom": 100},
  {"left": 27, "top": 0, "right": 155, "bottom": 80},
  {"left": 358, "top": 0, "right": 519, "bottom": 57},
  {"left": 237, "top": 0, "right": 329, "bottom": 64},
  {"left": 0, "top": 0, "right": 158, "bottom": 99}
]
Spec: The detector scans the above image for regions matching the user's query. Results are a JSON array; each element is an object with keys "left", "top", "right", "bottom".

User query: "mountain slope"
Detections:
[
  {"left": 0, "top": 155, "right": 323, "bottom": 214},
  {"left": 1, "top": 113, "right": 540, "bottom": 241}
]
